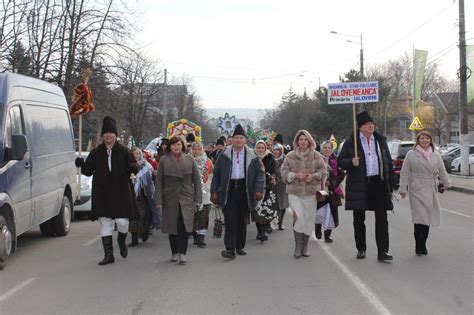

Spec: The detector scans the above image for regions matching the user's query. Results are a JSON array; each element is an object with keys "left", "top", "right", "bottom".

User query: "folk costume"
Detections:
[
  {"left": 129, "top": 148, "right": 155, "bottom": 246},
  {"left": 337, "top": 111, "right": 395, "bottom": 261},
  {"left": 155, "top": 149, "right": 202, "bottom": 264},
  {"left": 273, "top": 143, "right": 289, "bottom": 230},
  {"left": 252, "top": 140, "right": 278, "bottom": 242},
  {"left": 280, "top": 130, "right": 326, "bottom": 258},
  {"left": 398, "top": 143, "right": 451, "bottom": 255},
  {"left": 77, "top": 116, "right": 138, "bottom": 266},
  {"left": 211, "top": 125, "right": 265, "bottom": 259},
  {"left": 192, "top": 146, "right": 214, "bottom": 248}
]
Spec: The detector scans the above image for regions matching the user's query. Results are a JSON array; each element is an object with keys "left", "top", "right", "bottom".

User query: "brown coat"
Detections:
[
  {"left": 155, "top": 153, "right": 202, "bottom": 234},
  {"left": 280, "top": 149, "right": 327, "bottom": 196}
]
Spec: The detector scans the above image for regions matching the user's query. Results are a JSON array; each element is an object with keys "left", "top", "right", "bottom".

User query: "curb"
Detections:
[{"left": 450, "top": 185, "right": 474, "bottom": 194}]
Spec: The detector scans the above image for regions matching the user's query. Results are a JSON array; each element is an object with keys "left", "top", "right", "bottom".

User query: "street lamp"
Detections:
[{"left": 331, "top": 31, "right": 364, "bottom": 79}]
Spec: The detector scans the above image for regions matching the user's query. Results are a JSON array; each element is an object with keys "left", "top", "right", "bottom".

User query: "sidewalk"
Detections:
[{"left": 449, "top": 174, "right": 474, "bottom": 194}]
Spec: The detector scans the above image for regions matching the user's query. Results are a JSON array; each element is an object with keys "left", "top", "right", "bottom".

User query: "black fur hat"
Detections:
[
  {"left": 274, "top": 133, "right": 284, "bottom": 144},
  {"left": 232, "top": 124, "right": 247, "bottom": 137},
  {"left": 186, "top": 133, "right": 196, "bottom": 142},
  {"left": 356, "top": 111, "right": 374, "bottom": 128},
  {"left": 101, "top": 116, "right": 118, "bottom": 136}
]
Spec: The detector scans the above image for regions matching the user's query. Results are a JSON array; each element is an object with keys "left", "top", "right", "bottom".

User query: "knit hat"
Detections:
[
  {"left": 101, "top": 116, "right": 118, "bottom": 136},
  {"left": 232, "top": 124, "right": 247, "bottom": 137},
  {"left": 356, "top": 111, "right": 374, "bottom": 128},
  {"left": 274, "top": 133, "right": 284, "bottom": 144}
]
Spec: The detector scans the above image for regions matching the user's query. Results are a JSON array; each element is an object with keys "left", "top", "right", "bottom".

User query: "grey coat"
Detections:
[
  {"left": 210, "top": 145, "right": 265, "bottom": 210},
  {"left": 155, "top": 153, "right": 202, "bottom": 234}
]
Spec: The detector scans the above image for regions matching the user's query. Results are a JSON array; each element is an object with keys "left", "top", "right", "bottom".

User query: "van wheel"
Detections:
[
  {"left": 53, "top": 196, "right": 72, "bottom": 236},
  {"left": 0, "top": 216, "right": 12, "bottom": 270},
  {"left": 40, "top": 220, "right": 55, "bottom": 236}
]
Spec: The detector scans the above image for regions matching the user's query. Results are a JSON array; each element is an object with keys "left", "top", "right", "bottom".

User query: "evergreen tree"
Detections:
[{"left": 7, "top": 41, "right": 33, "bottom": 76}]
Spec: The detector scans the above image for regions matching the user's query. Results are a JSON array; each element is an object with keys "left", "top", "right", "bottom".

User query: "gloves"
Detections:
[{"left": 75, "top": 157, "right": 84, "bottom": 168}]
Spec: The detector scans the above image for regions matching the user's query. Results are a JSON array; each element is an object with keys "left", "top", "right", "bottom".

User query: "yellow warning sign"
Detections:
[{"left": 409, "top": 116, "right": 424, "bottom": 131}]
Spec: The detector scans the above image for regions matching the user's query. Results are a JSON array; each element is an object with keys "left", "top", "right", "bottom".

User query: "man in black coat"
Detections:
[
  {"left": 337, "top": 111, "right": 395, "bottom": 262},
  {"left": 75, "top": 116, "right": 138, "bottom": 266}
]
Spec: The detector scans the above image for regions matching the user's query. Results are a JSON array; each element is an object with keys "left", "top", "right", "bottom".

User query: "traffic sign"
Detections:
[{"left": 409, "top": 116, "right": 424, "bottom": 131}]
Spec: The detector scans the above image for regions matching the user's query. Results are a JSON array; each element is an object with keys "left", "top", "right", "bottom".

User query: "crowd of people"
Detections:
[{"left": 75, "top": 112, "right": 451, "bottom": 266}]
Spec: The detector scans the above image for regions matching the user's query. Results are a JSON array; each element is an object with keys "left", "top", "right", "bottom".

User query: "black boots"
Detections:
[
  {"left": 197, "top": 234, "right": 206, "bottom": 248},
  {"left": 315, "top": 224, "right": 322, "bottom": 239},
  {"left": 414, "top": 224, "right": 429, "bottom": 255},
  {"left": 99, "top": 236, "right": 114, "bottom": 266},
  {"left": 142, "top": 228, "right": 150, "bottom": 242},
  {"left": 278, "top": 209, "right": 286, "bottom": 230},
  {"left": 117, "top": 232, "right": 128, "bottom": 258},
  {"left": 193, "top": 232, "right": 199, "bottom": 245},
  {"left": 129, "top": 232, "right": 139, "bottom": 247},
  {"left": 324, "top": 229, "right": 333, "bottom": 243}
]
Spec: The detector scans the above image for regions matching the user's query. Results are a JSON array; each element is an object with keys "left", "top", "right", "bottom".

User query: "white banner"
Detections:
[{"left": 328, "top": 81, "right": 379, "bottom": 105}]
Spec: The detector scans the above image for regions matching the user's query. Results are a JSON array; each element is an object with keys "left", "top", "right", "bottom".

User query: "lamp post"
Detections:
[{"left": 331, "top": 31, "right": 364, "bottom": 79}]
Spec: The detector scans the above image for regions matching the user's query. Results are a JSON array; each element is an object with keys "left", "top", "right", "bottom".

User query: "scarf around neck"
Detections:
[{"left": 416, "top": 145, "right": 433, "bottom": 162}]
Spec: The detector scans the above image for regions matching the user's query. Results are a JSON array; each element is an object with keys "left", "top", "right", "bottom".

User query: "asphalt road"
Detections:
[{"left": 0, "top": 190, "right": 472, "bottom": 314}]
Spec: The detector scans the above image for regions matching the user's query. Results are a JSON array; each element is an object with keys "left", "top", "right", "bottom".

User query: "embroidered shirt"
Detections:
[
  {"left": 359, "top": 133, "right": 379, "bottom": 176},
  {"left": 106, "top": 148, "right": 112, "bottom": 172},
  {"left": 231, "top": 148, "right": 245, "bottom": 179}
]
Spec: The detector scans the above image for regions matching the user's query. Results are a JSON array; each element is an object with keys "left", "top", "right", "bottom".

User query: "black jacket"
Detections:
[{"left": 337, "top": 131, "right": 394, "bottom": 211}]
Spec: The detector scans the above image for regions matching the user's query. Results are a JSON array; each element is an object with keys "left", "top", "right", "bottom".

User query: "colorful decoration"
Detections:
[
  {"left": 246, "top": 126, "right": 276, "bottom": 147},
  {"left": 217, "top": 112, "right": 238, "bottom": 135},
  {"left": 167, "top": 118, "right": 202, "bottom": 141},
  {"left": 329, "top": 134, "right": 338, "bottom": 150},
  {"left": 70, "top": 68, "right": 95, "bottom": 116}
]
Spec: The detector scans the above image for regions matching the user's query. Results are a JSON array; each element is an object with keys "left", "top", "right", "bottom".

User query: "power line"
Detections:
[{"left": 167, "top": 70, "right": 310, "bottom": 82}]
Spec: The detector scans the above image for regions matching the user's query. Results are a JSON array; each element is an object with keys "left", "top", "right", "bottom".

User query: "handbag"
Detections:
[
  {"left": 213, "top": 207, "right": 223, "bottom": 238},
  {"left": 316, "top": 190, "right": 329, "bottom": 202}
]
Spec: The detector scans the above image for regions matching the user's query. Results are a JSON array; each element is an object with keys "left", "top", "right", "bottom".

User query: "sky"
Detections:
[{"left": 135, "top": 0, "right": 472, "bottom": 109}]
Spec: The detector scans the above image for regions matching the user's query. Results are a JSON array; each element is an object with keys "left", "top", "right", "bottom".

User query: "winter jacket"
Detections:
[
  {"left": 337, "top": 131, "right": 394, "bottom": 211},
  {"left": 210, "top": 145, "right": 265, "bottom": 210}
]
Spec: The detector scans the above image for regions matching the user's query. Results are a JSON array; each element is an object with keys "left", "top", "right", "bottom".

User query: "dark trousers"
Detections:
[
  {"left": 353, "top": 177, "right": 389, "bottom": 254},
  {"left": 224, "top": 188, "right": 248, "bottom": 251},
  {"left": 169, "top": 209, "right": 188, "bottom": 255}
]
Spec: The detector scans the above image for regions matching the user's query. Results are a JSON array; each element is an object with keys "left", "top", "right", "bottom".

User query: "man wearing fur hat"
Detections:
[
  {"left": 211, "top": 124, "right": 265, "bottom": 259},
  {"left": 337, "top": 111, "right": 395, "bottom": 262},
  {"left": 75, "top": 116, "right": 138, "bottom": 266}
]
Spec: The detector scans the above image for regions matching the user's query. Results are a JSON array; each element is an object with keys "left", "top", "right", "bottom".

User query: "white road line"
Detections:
[
  {"left": 0, "top": 278, "right": 36, "bottom": 303},
  {"left": 317, "top": 242, "right": 392, "bottom": 315},
  {"left": 441, "top": 208, "right": 472, "bottom": 218},
  {"left": 82, "top": 235, "right": 101, "bottom": 246}
]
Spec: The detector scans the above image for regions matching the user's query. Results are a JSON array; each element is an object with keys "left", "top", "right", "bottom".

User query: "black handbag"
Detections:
[
  {"left": 437, "top": 182, "right": 444, "bottom": 194},
  {"left": 213, "top": 207, "right": 223, "bottom": 238}
]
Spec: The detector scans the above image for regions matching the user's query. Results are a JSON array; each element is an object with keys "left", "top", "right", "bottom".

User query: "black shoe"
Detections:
[
  {"left": 197, "top": 235, "right": 207, "bottom": 248},
  {"left": 356, "top": 250, "right": 366, "bottom": 259},
  {"left": 324, "top": 230, "right": 333, "bottom": 243},
  {"left": 315, "top": 224, "right": 322, "bottom": 239},
  {"left": 142, "top": 229, "right": 150, "bottom": 242},
  {"left": 278, "top": 224, "right": 285, "bottom": 231},
  {"left": 266, "top": 226, "right": 273, "bottom": 234},
  {"left": 236, "top": 249, "right": 247, "bottom": 256},
  {"left": 377, "top": 252, "right": 393, "bottom": 262},
  {"left": 221, "top": 250, "right": 236, "bottom": 259},
  {"left": 260, "top": 233, "right": 268, "bottom": 242},
  {"left": 129, "top": 232, "right": 139, "bottom": 247},
  {"left": 324, "top": 237, "right": 333, "bottom": 243},
  {"left": 256, "top": 231, "right": 262, "bottom": 241}
]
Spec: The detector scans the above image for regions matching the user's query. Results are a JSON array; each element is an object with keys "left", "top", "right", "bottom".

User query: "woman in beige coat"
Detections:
[
  {"left": 399, "top": 131, "right": 451, "bottom": 255},
  {"left": 281, "top": 130, "right": 326, "bottom": 258},
  {"left": 155, "top": 136, "right": 202, "bottom": 264}
]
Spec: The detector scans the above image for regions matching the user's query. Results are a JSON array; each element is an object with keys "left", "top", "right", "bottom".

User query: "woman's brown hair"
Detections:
[
  {"left": 164, "top": 136, "right": 186, "bottom": 154},
  {"left": 415, "top": 131, "right": 436, "bottom": 151}
]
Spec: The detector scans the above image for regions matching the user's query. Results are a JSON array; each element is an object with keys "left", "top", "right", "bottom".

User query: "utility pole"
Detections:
[
  {"left": 162, "top": 68, "right": 168, "bottom": 136},
  {"left": 458, "top": 0, "right": 469, "bottom": 175},
  {"left": 359, "top": 34, "right": 364, "bottom": 79}
]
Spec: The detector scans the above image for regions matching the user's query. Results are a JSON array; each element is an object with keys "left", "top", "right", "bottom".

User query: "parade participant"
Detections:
[
  {"left": 272, "top": 143, "right": 288, "bottom": 231},
  {"left": 128, "top": 147, "right": 155, "bottom": 247},
  {"left": 210, "top": 137, "right": 226, "bottom": 163},
  {"left": 398, "top": 131, "right": 451, "bottom": 255},
  {"left": 315, "top": 141, "right": 345, "bottom": 243},
  {"left": 143, "top": 149, "right": 158, "bottom": 181},
  {"left": 211, "top": 124, "right": 265, "bottom": 259},
  {"left": 253, "top": 140, "right": 277, "bottom": 242},
  {"left": 75, "top": 116, "right": 138, "bottom": 266},
  {"left": 226, "top": 135, "right": 233, "bottom": 146},
  {"left": 281, "top": 130, "right": 326, "bottom": 259},
  {"left": 156, "top": 138, "right": 169, "bottom": 162},
  {"left": 155, "top": 136, "right": 202, "bottom": 264},
  {"left": 273, "top": 133, "right": 290, "bottom": 155},
  {"left": 191, "top": 142, "right": 214, "bottom": 248},
  {"left": 338, "top": 111, "right": 395, "bottom": 262},
  {"left": 186, "top": 133, "right": 196, "bottom": 152}
]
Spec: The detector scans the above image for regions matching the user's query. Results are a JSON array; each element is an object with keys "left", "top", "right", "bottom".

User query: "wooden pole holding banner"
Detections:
[{"left": 352, "top": 103, "right": 358, "bottom": 158}]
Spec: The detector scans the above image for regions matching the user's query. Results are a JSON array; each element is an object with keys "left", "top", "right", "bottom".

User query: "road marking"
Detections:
[
  {"left": 317, "top": 242, "right": 392, "bottom": 315},
  {"left": 0, "top": 278, "right": 36, "bottom": 303},
  {"left": 441, "top": 208, "right": 472, "bottom": 218},
  {"left": 82, "top": 235, "right": 101, "bottom": 246}
]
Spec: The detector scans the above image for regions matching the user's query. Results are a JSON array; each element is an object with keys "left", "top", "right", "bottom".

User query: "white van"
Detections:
[{"left": 0, "top": 72, "right": 77, "bottom": 270}]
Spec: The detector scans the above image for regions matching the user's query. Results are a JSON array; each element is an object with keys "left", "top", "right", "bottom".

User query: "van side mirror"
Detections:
[{"left": 11, "top": 134, "right": 28, "bottom": 160}]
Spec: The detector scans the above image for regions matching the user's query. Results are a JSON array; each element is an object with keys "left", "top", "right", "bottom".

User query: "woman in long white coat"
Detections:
[{"left": 398, "top": 131, "right": 451, "bottom": 255}]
